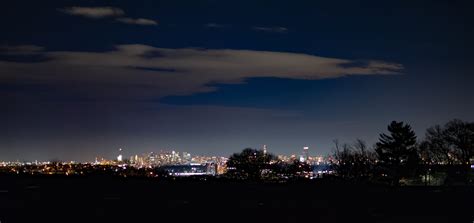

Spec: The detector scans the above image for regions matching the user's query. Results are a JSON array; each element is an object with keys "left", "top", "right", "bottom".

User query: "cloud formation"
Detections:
[
  {"left": 59, "top": 7, "right": 125, "bottom": 19},
  {"left": 0, "top": 45, "right": 44, "bottom": 55},
  {"left": 205, "top": 23, "right": 226, "bottom": 28},
  {"left": 59, "top": 6, "right": 157, "bottom": 26},
  {"left": 253, "top": 26, "right": 288, "bottom": 33},
  {"left": 116, "top": 17, "right": 158, "bottom": 26},
  {"left": 0, "top": 44, "right": 402, "bottom": 101}
]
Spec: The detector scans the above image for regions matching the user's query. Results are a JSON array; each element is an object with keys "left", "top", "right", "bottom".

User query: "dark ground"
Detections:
[{"left": 0, "top": 175, "right": 472, "bottom": 223}]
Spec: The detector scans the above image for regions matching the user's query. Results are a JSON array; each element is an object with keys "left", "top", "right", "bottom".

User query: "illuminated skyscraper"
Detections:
[
  {"left": 182, "top": 152, "right": 192, "bottom": 164},
  {"left": 303, "top": 146, "right": 309, "bottom": 162},
  {"left": 117, "top": 148, "right": 123, "bottom": 162}
]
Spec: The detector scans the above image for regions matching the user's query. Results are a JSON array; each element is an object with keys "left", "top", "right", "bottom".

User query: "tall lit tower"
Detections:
[
  {"left": 263, "top": 145, "right": 267, "bottom": 155},
  {"left": 303, "top": 146, "right": 309, "bottom": 162},
  {"left": 117, "top": 148, "right": 123, "bottom": 162}
]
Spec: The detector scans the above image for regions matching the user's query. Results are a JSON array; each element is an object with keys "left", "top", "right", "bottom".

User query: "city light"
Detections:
[{"left": 0, "top": 146, "right": 331, "bottom": 179}]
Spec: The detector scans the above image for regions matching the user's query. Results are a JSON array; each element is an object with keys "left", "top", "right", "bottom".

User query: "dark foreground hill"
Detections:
[{"left": 0, "top": 175, "right": 472, "bottom": 223}]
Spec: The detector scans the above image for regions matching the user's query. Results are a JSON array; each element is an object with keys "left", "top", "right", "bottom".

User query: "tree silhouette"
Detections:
[
  {"left": 332, "top": 139, "right": 376, "bottom": 181},
  {"left": 420, "top": 125, "right": 455, "bottom": 165},
  {"left": 273, "top": 159, "right": 312, "bottom": 179},
  {"left": 375, "top": 121, "right": 420, "bottom": 185},
  {"left": 226, "top": 148, "right": 276, "bottom": 180},
  {"left": 287, "top": 160, "right": 312, "bottom": 177},
  {"left": 421, "top": 119, "right": 474, "bottom": 184},
  {"left": 332, "top": 140, "right": 354, "bottom": 179},
  {"left": 443, "top": 120, "right": 474, "bottom": 165}
]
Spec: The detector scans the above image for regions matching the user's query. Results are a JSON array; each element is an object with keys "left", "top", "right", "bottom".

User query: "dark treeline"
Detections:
[
  {"left": 332, "top": 119, "right": 474, "bottom": 186},
  {"left": 224, "top": 119, "right": 473, "bottom": 186},
  {"left": 225, "top": 148, "right": 312, "bottom": 181}
]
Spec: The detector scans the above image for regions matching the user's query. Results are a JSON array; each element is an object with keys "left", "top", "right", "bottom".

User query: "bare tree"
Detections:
[
  {"left": 422, "top": 119, "right": 474, "bottom": 165},
  {"left": 421, "top": 119, "right": 474, "bottom": 184},
  {"left": 332, "top": 139, "right": 376, "bottom": 181}
]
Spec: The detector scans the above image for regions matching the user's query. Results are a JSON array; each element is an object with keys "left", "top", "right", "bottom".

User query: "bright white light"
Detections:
[{"left": 299, "top": 156, "right": 305, "bottom": 162}]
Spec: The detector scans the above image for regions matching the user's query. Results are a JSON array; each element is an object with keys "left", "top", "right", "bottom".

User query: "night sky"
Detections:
[{"left": 1, "top": 0, "right": 473, "bottom": 162}]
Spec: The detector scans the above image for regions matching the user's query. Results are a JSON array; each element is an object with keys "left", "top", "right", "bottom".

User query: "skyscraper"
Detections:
[
  {"left": 303, "top": 146, "right": 309, "bottom": 162},
  {"left": 117, "top": 148, "right": 123, "bottom": 162}
]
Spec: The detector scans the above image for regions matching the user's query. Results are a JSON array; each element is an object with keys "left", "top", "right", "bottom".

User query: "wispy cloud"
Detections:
[
  {"left": 205, "top": 23, "right": 226, "bottom": 28},
  {"left": 116, "top": 17, "right": 158, "bottom": 26},
  {"left": 59, "top": 6, "right": 157, "bottom": 26},
  {"left": 59, "top": 7, "right": 124, "bottom": 19},
  {"left": 0, "top": 44, "right": 402, "bottom": 100},
  {"left": 253, "top": 26, "right": 288, "bottom": 33},
  {"left": 0, "top": 45, "right": 44, "bottom": 55}
]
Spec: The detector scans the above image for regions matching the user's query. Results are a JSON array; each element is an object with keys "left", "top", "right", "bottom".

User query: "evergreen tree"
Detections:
[{"left": 375, "top": 121, "right": 420, "bottom": 185}]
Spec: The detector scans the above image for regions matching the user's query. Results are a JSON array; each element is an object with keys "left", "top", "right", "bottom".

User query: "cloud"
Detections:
[
  {"left": 253, "top": 26, "right": 288, "bottom": 33},
  {"left": 366, "top": 61, "right": 404, "bottom": 71},
  {"left": 0, "top": 45, "right": 44, "bottom": 55},
  {"left": 0, "top": 44, "right": 402, "bottom": 101},
  {"left": 205, "top": 23, "right": 226, "bottom": 28},
  {"left": 116, "top": 17, "right": 158, "bottom": 26},
  {"left": 59, "top": 7, "right": 125, "bottom": 19},
  {"left": 59, "top": 6, "right": 157, "bottom": 26}
]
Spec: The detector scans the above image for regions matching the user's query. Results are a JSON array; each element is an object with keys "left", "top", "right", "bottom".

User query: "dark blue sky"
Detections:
[{"left": 1, "top": 0, "right": 473, "bottom": 161}]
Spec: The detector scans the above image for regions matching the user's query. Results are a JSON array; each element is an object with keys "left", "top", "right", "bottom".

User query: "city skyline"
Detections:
[
  {"left": 1, "top": 145, "right": 325, "bottom": 163},
  {"left": 2, "top": 0, "right": 473, "bottom": 161}
]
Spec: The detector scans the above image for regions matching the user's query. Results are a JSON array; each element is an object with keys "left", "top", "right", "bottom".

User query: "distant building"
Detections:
[
  {"left": 303, "top": 146, "right": 309, "bottom": 162},
  {"left": 162, "top": 163, "right": 216, "bottom": 176},
  {"left": 117, "top": 148, "right": 123, "bottom": 162},
  {"left": 182, "top": 152, "right": 192, "bottom": 164}
]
